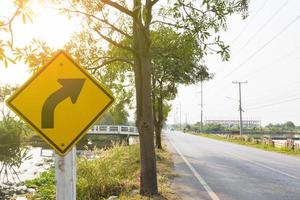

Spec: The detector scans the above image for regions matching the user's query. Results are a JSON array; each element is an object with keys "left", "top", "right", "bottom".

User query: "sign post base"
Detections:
[{"left": 55, "top": 147, "right": 76, "bottom": 200}]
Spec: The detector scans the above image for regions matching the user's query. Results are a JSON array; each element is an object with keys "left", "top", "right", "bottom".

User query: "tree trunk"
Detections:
[
  {"left": 152, "top": 86, "right": 162, "bottom": 150},
  {"left": 133, "top": 0, "right": 158, "bottom": 195},
  {"left": 155, "top": 94, "right": 163, "bottom": 149},
  {"left": 155, "top": 124, "right": 162, "bottom": 149}
]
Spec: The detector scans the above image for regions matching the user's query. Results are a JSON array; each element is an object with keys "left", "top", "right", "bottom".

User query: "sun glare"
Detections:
[{"left": 0, "top": 0, "right": 80, "bottom": 85}]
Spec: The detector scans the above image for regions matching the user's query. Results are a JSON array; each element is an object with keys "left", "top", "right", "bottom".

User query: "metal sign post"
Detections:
[{"left": 55, "top": 147, "right": 76, "bottom": 200}]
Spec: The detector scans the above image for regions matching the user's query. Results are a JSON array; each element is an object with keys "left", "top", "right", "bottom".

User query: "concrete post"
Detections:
[{"left": 55, "top": 147, "right": 76, "bottom": 200}]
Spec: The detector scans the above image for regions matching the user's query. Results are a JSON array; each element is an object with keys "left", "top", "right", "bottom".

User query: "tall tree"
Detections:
[
  {"left": 151, "top": 27, "right": 212, "bottom": 149},
  {"left": 13, "top": 0, "right": 249, "bottom": 195},
  {"left": 57, "top": 0, "right": 248, "bottom": 195}
]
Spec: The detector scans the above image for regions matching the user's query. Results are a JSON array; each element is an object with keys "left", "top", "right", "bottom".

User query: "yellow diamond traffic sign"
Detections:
[{"left": 6, "top": 51, "right": 115, "bottom": 156}]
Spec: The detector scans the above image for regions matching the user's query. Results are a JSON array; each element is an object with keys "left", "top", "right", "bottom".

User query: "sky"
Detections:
[
  {"left": 168, "top": 0, "right": 300, "bottom": 126},
  {"left": 1, "top": 0, "right": 300, "bottom": 126},
  {"left": 0, "top": 0, "right": 80, "bottom": 85}
]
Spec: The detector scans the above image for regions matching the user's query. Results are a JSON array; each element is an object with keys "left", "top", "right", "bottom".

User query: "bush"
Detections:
[
  {"left": 0, "top": 116, "right": 32, "bottom": 182},
  {"left": 25, "top": 170, "right": 56, "bottom": 200},
  {"left": 26, "top": 145, "right": 140, "bottom": 200},
  {"left": 77, "top": 145, "right": 140, "bottom": 200}
]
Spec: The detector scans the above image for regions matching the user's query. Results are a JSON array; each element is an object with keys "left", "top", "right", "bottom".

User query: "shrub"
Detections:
[
  {"left": 26, "top": 145, "right": 140, "bottom": 200},
  {"left": 77, "top": 145, "right": 140, "bottom": 200},
  {"left": 25, "top": 169, "right": 56, "bottom": 200}
]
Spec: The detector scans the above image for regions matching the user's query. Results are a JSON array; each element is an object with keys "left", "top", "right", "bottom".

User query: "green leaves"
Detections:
[
  {"left": 0, "top": 41, "right": 18, "bottom": 68},
  {"left": 150, "top": 27, "right": 212, "bottom": 128},
  {"left": 0, "top": 0, "right": 33, "bottom": 67},
  {"left": 20, "top": 8, "right": 34, "bottom": 25},
  {"left": 161, "top": 0, "right": 248, "bottom": 61},
  {"left": 13, "top": 39, "right": 55, "bottom": 72},
  {"left": 152, "top": 27, "right": 211, "bottom": 85},
  {"left": 0, "top": 114, "right": 32, "bottom": 174}
]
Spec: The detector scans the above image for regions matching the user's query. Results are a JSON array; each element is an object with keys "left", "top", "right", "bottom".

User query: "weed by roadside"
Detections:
[
  {"left": 25, "top": 144, "right": 179, "bottom": 200},
  {"left": 120, "top": 147, "right": 180, "bottom": 200},
  {"left": 25, "top": 169, "right": 55, "bottom": 200},
  {"left": 190, "top": 132, "right": 300, "bottom": 156}
]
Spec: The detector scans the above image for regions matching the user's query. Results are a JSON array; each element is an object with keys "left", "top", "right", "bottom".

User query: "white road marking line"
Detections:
[
  {"left": 170, "top": 141, "right": 220, "bottom": 200},
  {"left": 225, "top": 151, "right": 300, "bottom": 180}
]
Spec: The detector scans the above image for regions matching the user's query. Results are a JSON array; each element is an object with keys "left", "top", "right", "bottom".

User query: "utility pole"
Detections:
[
  {"left": 174, "top": 106, "right": 178, "bottom": 127},
  {"left": 232, "top": 81, "right": 247, "bottom": 136},
  {"left": 185, "top": 113, "right": 188, "bottom": 125},
  {"left": 179, "top": 103, "right": 182, "bottom": 129},
  {"left": 173, "top": 110, "right": 176, "bottom": 126},
  {"left": 200, "top": 80, "right": 203, "bottom": 132}
]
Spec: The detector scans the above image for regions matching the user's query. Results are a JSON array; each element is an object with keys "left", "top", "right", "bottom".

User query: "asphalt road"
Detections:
[{"left": 165, "top": 131, "right": 300, "bottom": 200}]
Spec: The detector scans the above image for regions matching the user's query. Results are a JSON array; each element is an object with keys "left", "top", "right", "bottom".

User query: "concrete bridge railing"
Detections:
[{"left": 88, "top": 125, "right": 138, "bottom": 136}]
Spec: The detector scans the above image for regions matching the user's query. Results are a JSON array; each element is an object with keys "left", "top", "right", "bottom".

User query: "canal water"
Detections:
[{"left": 0, "top": 135, "right": 138, "bottom": 184}]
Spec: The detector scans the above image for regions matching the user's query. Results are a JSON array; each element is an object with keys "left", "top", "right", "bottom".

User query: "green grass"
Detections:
[
  {"left": 120, "top": 147, "right": 180, "bottom": 200},
  {"left": 77, "top": 145, "right": 140, "bottom": 200},
  {"left": 25, "top": 144, "right": 179, "bottom": 200},
  {"left": 190, "top": 132, "right": 300, "bottom": 156},
  {"left": 25, "top": 169, "right": 56, "bottom": 200}
]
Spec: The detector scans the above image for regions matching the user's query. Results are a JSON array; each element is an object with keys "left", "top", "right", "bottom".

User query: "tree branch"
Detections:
[
  {"left": 88, "top": 57, "right": 133, "bottom": 70},
  {"left": 145, "top": 0, "right": 153, "bottom": 28},
  {"left": 8, "top": 23, "right": 14, "bottom": 48},
  {"left": 94, "top": 28, "right": 136, "bottom": 55},
  {"left": 0, "top": 6, "right": 21, "bottom": 49},
  {"left": 100, "top": 0, "right": 134, "bottom": 17},
  {"left": 151, "top": 20, "right": 189, "bottom": 30},
  {"left": 0, "top": 6, "right": 20, "bottom": 27},
  {"left": 102, "top": 19, "right": 133, "bottom": 39},
  {"left": 178, "top": 1, "right": 212, "bottom": 15},
  {"left": 64, "top": 9, "right": 133, "bottom": 39},
  {"left": 151, "top": 0, "right": 160, "bottom": 6}
]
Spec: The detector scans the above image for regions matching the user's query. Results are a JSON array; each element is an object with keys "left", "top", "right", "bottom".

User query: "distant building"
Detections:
[{"left": 205, "top": 119, "right": 261, "bottom": 128}]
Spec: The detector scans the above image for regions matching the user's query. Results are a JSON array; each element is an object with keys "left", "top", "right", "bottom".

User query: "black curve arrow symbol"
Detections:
[{"left": 41, "top": 79, "right": 85, "bottom": 129}]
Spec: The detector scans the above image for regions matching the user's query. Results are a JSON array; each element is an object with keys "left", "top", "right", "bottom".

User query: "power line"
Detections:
[
  {"left": 235, "top": 0, "right": 289, "bottom": 53},
  {"left": 206, "top": 45, "right": 296, "bottom": 101},
  {"left": 247, "top": 97, "right": 300, "bottom": 110},
  {"left": 207, "top": 16, "right": 299, "bottom": 99},
  {"left": 242, "top": 46, "right": 298, "bottom": 80},
  {"left": 223, "top": 15, "right": 300, "bottom": 79},
  {"left": 247, "top": 90, "right": 300, "bottom": 108},
  {"left": 235, "top": 49, "right": 299, "bottom": 107},
  {"left": 207, "top": 10, "right": 299, "bottom": 100},
  {"left": 230, "top": 0, "right": 270, "bottom": 46}
]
